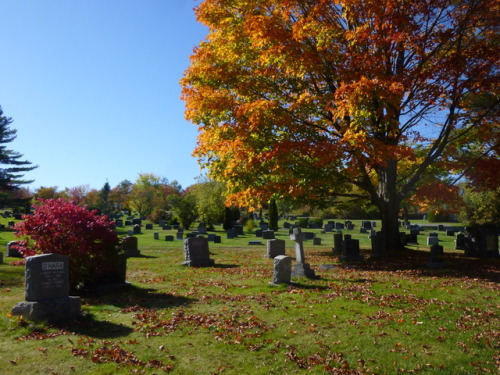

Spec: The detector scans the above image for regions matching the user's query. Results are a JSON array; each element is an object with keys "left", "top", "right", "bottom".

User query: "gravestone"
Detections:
[
  {"left": 207, "top": 234, "right": 217, "bottom": 242},
  {"left": 283, "top": 222, "right": 291, "bottom": 229},
  {"left": 227, "top": 228, "right": 237, "bottom": 239},
  {"left": 335, "top": 222, "right": 344, "bottom": 230},
  {"left": 7, "top": 241, "right": 22, "bottom": 258},
  {"left": 313, "top": 237, "right": 322, "bottom": 245},
  {"left": 165, "top": 235, "right": 174, "bottom": 241},
  {"left": 463, "top": 224, "right": 499, "bottom": 257},
  {"left": 154, "top": 232, "right": 159, "bottom": 240},
  {"left": 266, "top": 239, "right": 286, "bottom": 258},
  {"left": 164, "top": 225, "right": 172, "bottom": 230},
  {"left": 122, "top": 236, "right": 140, "bottom": 257},
  {"left": 260, "top": 222, "right": 269, "bottom": 231},
  {"left": 0, "top": 251, "right": 3, "bottom": 264},
  {"left": 182, "top": 236, "right": 214, "bottom": 267},
  {"left": 133, "top": 224, "right": 141, "bottom": 234},
  {"left": 360, "top": 228, "right": 367, "bottom": 234},
  {"left": 324, "top": 224, "right": 334, "bottom": 232},
  {"left": 234, "top": 225, "right": 244, "bottom": 236},
  {"left": 340, "top": 238, "right": 363, "bottom": 261},
  {"left": 214, "top": 235, "right": 222, "bottom": 244},
  {"left": 269, "top": 255, "right": 292, "bottom": 285},
  {"left": 361, "top": 221, "right": 372, "bottom": 229},
  {"left": 262, "top": 230, "right": 275, "bottom": 240},
  {"left": 115, "top": 219, "right": 123, "bottom": 227},
  {"left": 125, "top": 220, "right": 132, "bottom": 226},
  {"left": 427, "top": 244, "right": 446, "bottom": 268},
  {"left": 159, "top": 220, "right": 165, "bottom": 227},
  {"left": 455, "top": 233, "right": 466, "bottom": 250},
  {"left": 427, "top": 236, "right": 439, "bottom": 246},
  {"left": 303, "top": 232, "right": 315, "bottom": 240},
  {"left": 346, "top": 223, "right": 354, "bottom": 230},
  {"left": 145, "top": 224, "right": 153, "bottom": 230},
  {"left": 11, "top": 254, "right": 81, "bottom": 322},
  {"left": 249, "top": 241, "right": 263, "bottom": 245},
  {"left": 132, "top": 219, "right": 142, "bottom": 225},
  {"left": 255, "top": 229, "right": 263, "bottom": 237},
  {"left": 333, "top": 233, "right": 343, "bottom": 255},
  {"left": 197, "top": 225, "right": 207, "bottom": 235},
  {"left": 290, "top": 227, "right": 316, "bottom": 278},
  {"left": 176, "top": 231, "right": 184, "bottom": 240}
]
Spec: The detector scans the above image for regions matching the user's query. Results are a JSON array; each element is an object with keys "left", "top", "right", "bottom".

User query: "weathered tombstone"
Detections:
[
  {"left": 341, "top": 238, "right": 363, "bottom": 261},
  {"left": 255, "top": 229, "right": 263, "bottom": 237},
  {"left": 176, "top": 231, "right": 184, "bottom": 240},
  {"left": 7, "top": 241, "right": 22, "bottom": 258},
  {"left": 165, "top": 235, "right": 174, "bottom": 241},
  {"left": 11, "top": 254, "right": 81, "bottom": 322},
  {"left": 266, "top": 239, "right": 286, "bottom": 258},
  {"left": 133, "top": 224, "right": 141, "bottom": 234},
  {"left": 455, "top": 232, "right": 466, "bottom": 250},
  {"left": 145, "top": 224, "right": 153, "bottom": 230},
  {"left": 154, "top": 232, "right": 159, "bottom": 240},
  {"left": 197, "top": 225, "right": 207, "bottom": 235},
  {"left": 227, "top": 228, "right": 237, "bottom": 239},
  {"left": 262, "top": 230, "right": 275, "bottom": 240},
  {"left": 427, "top": 236, "right": 439, "bottom": 246},
  {"left": 260, "top": 222, "right": 269, "bottom": 231},
  {"left": 333, "top": 233, "right": 343, "bottom": 255},
  {"left": 290, "top": 227, "right": 317, "bottom": 278},
  {"left": 313, "top": 237, "right": 322, "bottom": 246},
  {"left": 270, "top": 255, "right": 292, "bottom": 285},
  {"left": 122, "top": 236, "right": 140, "bottom": 257},
  {"left": 182, "top": 236, "right": 215, "bottom": 267}
]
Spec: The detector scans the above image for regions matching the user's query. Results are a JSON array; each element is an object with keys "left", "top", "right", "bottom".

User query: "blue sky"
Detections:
[{"left": 0, "top": 0, "right": 207, "bottom": 191}]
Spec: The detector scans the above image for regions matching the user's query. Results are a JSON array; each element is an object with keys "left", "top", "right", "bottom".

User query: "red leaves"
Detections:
[{"left": 13, "top": 198, "right": 119, "bottom": 288}]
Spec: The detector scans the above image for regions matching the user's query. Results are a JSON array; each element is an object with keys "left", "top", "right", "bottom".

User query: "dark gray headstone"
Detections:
[
  {"left": 145, "top": 224, "right": 153, "bottom": 230},
  {"left": 266, "top": 239, "right": 286, "bottom": 258},
  {"left": 262, "top": 230, "right": 275, "bottom": 240},
  {"left": 7, "top": 241, "right": 22, "bottom": 258},
  {"left": 165, "top": 235, "right": 174, "bottom": 241},
  {"left": 313, "top": 237, "right": 322, "bottom": 245},
  {"left": 333, "top": 233, "right": 343, "bottom": 254},
  {"left": 122, "top": 236, "right": 140, "bottom": 257},
  {"left": 340, "top": 239, "right": 363, "bottom": 261},
  {"left": 182, "top": 237, "right": 214, "bottom": 267},
  {"left": 154, "top": 232, "right": 159, "bottom": 240}
]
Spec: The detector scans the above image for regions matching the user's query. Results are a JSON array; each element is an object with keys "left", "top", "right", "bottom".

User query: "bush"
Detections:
[
  {"left": 244, "top": 220, "right": 256, "bottom": 234},
  {"left": 14, "top": 199, "right": 120, "bottom": 291},
  {"left": 297, "top": 217, "right": 309, "bottom": 228}
]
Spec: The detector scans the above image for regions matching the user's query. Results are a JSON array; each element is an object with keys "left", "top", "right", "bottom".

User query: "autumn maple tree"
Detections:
[{"left": 181, "top": 0, "right": 499, "bottom": 252}]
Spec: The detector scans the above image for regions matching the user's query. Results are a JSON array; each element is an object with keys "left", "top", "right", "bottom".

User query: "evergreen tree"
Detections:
[
  {"left": 0, "top": 107, "right": 37, "bottom": 207},
  {"left": 268, "top": 198, "right": 279, "bottom": 231},
  {"left": 98, "top": 181, "right": 113, "bottom": 216}
]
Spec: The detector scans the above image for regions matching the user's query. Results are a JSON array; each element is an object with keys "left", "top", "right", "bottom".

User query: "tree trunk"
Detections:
[{"left": 375, "top": 159, "right": 404, "bottom": 253}]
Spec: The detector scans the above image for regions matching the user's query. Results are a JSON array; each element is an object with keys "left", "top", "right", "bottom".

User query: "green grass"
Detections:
[{"left": 0, "top": 217, "right": 498, "bottom": 374}]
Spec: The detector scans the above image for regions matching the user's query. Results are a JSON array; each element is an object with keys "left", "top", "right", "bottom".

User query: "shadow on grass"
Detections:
[
  {"left": 81, "top": 284, "right": 196, "bottom": 310},
  {"left": 349, "top": 249, "right": 500, "bottom": 283},
  {"left": 53, "top": 313, "right": 135, "bottom": 339},
  {"left": 213, "top": 264, "right": 239, "bottom": 269}
]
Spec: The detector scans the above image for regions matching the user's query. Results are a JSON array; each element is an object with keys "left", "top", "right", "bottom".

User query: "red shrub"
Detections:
[{"left": 14, "top": 199, "right": 120, "bottom": 290}]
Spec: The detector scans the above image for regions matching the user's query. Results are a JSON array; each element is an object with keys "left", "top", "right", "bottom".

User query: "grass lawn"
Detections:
[{"left": 0, "top": 217, "right": 498, "bottom": 374}]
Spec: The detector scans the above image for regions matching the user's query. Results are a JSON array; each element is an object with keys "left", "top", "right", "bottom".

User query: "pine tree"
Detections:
[
  {"left": 0, "top": 107, "right": 37, "bottom": 207},
  {"left": 268, "top": 198, "right": 279, "bottom": 231}
]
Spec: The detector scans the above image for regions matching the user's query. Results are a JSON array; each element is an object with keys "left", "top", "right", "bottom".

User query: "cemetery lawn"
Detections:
[{"left": 0, "top": 220, "right": 498, "bottom": 374}]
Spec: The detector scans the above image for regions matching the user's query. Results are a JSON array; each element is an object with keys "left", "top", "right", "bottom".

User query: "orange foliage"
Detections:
[{"left": 182, "top": 0, "right": 499, "bottom": 211}]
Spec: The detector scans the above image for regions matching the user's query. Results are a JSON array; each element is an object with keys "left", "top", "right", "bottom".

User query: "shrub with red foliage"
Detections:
[{"left": 14, "top": 199, "right": 120, "bottom": 290}]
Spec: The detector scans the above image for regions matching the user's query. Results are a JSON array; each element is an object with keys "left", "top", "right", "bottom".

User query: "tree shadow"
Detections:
[
  {"left": 351, "top": 249, "right": 500, "bottom": 283},
  {"left": 52, "top": 314, "right": 135, "bottom": 339},
  {"left": 80, "top": 284, "right": 196, "bottom": 310}
]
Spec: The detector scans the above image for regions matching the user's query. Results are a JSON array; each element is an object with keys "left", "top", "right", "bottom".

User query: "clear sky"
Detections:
[{"left": 0, "top": 0, "right": 207, "bottom": 192}]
